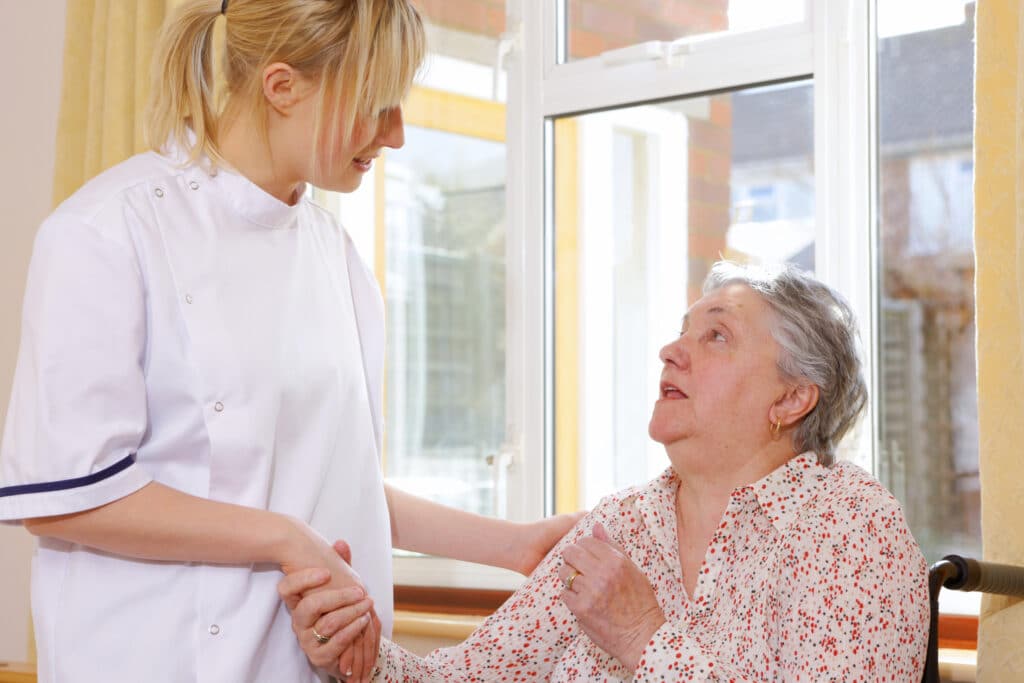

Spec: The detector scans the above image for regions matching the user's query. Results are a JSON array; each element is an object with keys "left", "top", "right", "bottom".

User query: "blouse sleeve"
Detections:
[
  {"left": 633, "top": 499, "right": 929, "bottom": 682},
  {"left": 373, "top": 503, "right": 629, "bottom": 682},
  {"left": 0, "top": 209, "right": 152, "bottom": 522}
]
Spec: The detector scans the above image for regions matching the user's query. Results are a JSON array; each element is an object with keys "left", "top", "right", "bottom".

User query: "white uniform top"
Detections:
[{"left": 0, "top": 147, "right": 393, "bottom": 682}]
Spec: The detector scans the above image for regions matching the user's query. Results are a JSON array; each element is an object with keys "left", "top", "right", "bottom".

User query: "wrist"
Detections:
[
  {"left": 268, "top": 513, "right": 315, "bottom": 569},
  {"left": 623, "top": 614, "right": 666, "bottom": 673}
]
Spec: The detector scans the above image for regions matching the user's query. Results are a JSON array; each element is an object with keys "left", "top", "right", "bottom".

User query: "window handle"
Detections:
[
  {"left": 494, "top": 22, "right": 522, "bottom": 101},
  {"left": 486, "top": 445, "right": 516, "bottom": 518}
]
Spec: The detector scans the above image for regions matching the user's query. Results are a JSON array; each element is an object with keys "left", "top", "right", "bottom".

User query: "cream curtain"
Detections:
[
  {"left": 975, "top": 0, "right": 1024, "bottom": 679},
  {"left": 52, "top": 0, "right": 175, "bottom": 205}
]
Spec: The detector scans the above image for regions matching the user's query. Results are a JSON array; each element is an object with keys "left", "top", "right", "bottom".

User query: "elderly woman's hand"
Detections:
[{"left": 558, "top": 523, "right": 666, "bottom": 673}]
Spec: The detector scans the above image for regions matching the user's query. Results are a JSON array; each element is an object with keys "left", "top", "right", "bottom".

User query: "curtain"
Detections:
[
  {"left": 975, "top": 0, "right": 1024, "bottom": 679},
  {"left": 52, "top": 0, "right": 174, "bottom": 206}
]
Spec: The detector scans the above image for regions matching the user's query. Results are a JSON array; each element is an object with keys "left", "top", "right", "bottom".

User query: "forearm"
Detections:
[
  {"left": 384, "top": 482, "right": 521, "bottom": 571},
  {"left": 24, "top": 481, "right": 301, "bottom": 566}
]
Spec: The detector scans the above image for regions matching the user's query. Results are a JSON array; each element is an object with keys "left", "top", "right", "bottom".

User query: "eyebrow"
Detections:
[{"left": 681, "top": 305, "right": 732, "bottom": 328}]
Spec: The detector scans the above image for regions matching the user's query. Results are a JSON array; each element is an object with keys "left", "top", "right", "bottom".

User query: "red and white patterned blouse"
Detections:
[{"left": 375, "top": 453, "right": 930, "bottom": 682}]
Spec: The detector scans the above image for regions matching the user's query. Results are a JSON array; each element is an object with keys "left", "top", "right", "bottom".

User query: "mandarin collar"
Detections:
[
  {"left": 159, "top": 136, "right": 305, "bottom": 230},
  {"left": 214, "top": 165, "right": 305, "bottom": 230}
]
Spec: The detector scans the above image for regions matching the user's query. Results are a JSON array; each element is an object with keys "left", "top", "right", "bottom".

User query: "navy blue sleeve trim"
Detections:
[{"left": 0, "top": 454, "right": 136, "bottom": 498}]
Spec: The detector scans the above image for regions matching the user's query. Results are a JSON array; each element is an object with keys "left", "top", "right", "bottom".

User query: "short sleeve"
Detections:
[{"left": 0, "top": 209, "right": 152, "bottom": 522}]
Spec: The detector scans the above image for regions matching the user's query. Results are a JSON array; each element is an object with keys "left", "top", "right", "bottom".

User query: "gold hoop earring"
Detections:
[{"left": 770, "top": 418, "right": 782, "bottom": 438}]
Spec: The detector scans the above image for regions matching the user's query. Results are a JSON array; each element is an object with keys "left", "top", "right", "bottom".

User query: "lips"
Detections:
[
  {"left": 660, "top": 381, "right": 688, "bottom": 399},
  {"left": 353, "top": 157, "right": 374, "bottom": 172}
]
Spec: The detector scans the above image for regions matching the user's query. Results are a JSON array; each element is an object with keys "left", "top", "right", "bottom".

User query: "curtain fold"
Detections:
[
  {"left": 52, "top": 0, "right": 174, "bottom": 206},
  {"left": 975, "top": 0, "right": 1024, "bottom": 679}
]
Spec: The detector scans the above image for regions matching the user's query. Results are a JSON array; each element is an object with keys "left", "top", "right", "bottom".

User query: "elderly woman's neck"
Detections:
[{"left": 670, "top": 442, "right": 797, "bottom": 520}]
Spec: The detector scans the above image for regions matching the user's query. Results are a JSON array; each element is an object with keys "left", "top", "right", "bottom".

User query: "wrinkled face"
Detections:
[{"left": 648, "top": 283, "right": 789, "bottom": 453}]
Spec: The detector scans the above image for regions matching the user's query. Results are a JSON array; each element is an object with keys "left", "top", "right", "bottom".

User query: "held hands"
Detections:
[
  {"left": 279, "top": 523, "right": 380, "bottom": 682},
  {"left": 558, "top": 522, "right": 666, "bottom": 673}
]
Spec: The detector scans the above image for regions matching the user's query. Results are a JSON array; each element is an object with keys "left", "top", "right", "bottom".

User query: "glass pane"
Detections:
[
  {"left": 312, "top": 6, "right": 509, "bottom": 520},
  {"left": 877, "top": 1, "right": 978, "bottom": 576},
  {"left": 565, "top": 0, "right": 805, "bottom": 61},
  {"left": 552, "top": 81, "right": 814, "bottom": 510},
  {"left": 384, "top": 127, "right": 506, "bottom": 517}
]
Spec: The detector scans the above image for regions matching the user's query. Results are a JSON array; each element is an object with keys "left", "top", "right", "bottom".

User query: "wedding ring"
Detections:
[
  {"left": 565, "top": 569, "right": 580, "bottom": 591},
  {"left": 312, "top": 626, "right": 331, "bottom": 645}
]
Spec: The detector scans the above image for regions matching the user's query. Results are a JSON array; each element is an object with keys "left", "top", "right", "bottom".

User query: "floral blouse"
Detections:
[{"left": 374, "top": 453, "right": 930, "bottom": 681}]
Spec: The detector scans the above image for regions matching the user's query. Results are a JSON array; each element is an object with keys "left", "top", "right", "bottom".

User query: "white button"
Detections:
[
  {"left": 189, "top": 180, "right": 200, "bottom": 190},
  {"left": 214, "top": 402, "right": 224, "bottom": 412},
  {"left": 154, "top": 188, "right": 164, "bottom": 198},
  {"left": 208, "top": 624, "right": 220, "bottom": 635},
  {"left": 185, "top": 294, "right": 193, "bottom": 304}
]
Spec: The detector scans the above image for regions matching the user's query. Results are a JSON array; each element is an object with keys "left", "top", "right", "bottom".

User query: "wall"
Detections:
[{"left": 0, "top": 0, "right": 67, "bottom": 664}]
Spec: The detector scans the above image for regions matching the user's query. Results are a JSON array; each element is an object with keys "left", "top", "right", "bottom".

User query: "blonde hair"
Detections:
[{"left": 145, "top": 0, "right": 425, "bottom": 170}]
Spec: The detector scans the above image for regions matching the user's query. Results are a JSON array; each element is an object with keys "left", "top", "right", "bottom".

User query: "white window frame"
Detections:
[
  {"left": 397, "top": 0, "right": 878, "bottom": 590},
  {"left": 509, "top": 0, "right": 877, "bottom": 511}
]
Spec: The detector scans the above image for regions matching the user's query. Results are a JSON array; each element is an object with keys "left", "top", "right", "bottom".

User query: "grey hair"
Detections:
[{"left": 702, "top": 261, "right": 868, "bottom": 466}]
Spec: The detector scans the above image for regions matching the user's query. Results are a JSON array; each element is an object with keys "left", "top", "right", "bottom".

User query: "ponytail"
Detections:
[{"left": 144, "top": 0, "right": 223, "bottom": 166}]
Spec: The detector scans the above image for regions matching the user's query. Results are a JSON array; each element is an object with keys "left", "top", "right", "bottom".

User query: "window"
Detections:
[
  {"left": 563, "top": 1, "right": 806, "bottom": 63},
  {"left": 552, "top": 83, "right": 815, "bottom": 508},
  {"left": 311, "top": 2, "right": 979, "bottom": 605},
  {"left": 876, "top": 0, "right": 978, "bottom": 612}
]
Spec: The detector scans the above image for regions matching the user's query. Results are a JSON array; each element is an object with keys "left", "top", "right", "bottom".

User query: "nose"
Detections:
[
  {"left": 377, "top": 106, "right": 405, "bottom": 150},
  {"left": 659, "top": 335, "right": 690, "bottom": 370}
]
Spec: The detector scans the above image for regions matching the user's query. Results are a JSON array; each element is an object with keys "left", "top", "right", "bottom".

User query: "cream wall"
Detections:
[{"left": 0, "top": 0, "right": 67, "bottom": 664}]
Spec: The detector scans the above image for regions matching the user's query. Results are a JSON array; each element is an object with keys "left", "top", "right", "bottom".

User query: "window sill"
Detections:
[
  {"left": 394, "top": 611, "right": 482, "bottom": 641},
  {"left": 0, "top": 662, "right": 36, "bottom": 683},
  {"left": 938, "top": 648, "right": 977, "bottom": 682}
]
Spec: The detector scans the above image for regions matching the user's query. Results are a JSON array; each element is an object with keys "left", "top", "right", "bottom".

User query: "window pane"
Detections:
[
  {"left": 552, "top": 82, "right": 814, "bottom": 510},
  {"left": 313, "top": 8, "right": 509, "bottom": 521},
  {"left": 565, "top": 0, "right": 804, "bottom": 62},
  {"left": 877, "top": 1, "right": 978, "bottom": 572},
  {"left": 384, "top": 127, "right": 506, "bottom": 517}
]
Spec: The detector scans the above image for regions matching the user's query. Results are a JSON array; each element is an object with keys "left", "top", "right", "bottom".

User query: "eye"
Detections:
[{"left": 708, "top": 328, "right": 727, "bottom": 343}]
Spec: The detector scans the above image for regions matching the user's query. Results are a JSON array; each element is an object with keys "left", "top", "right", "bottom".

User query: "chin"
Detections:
[
  {"left": 648, "top": 418, "right": 679, "bottom": 446},
  {"left": 316, "top": 175, "right": 364, "bottom": 194}
]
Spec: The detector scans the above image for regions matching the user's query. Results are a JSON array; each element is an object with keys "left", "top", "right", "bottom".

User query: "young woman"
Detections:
[{"left": 0, "top": 1, "right": 577, "bottom": 681}]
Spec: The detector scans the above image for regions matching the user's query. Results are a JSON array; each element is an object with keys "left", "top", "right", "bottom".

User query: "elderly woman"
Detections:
[{"left": 281, "top": 261, "right": 930, "bottom": 681}]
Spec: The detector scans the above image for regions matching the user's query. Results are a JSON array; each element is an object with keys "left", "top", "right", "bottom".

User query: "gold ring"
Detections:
[
  {"left": 565, "top": 569, "right": 579, "bottom": 591},
  {"left": 312, "top": 626, "right": 331, "bottom": 645}
]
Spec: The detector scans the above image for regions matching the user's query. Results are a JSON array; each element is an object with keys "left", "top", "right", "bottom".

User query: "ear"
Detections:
[
  {"left": 261, "top": 62, "right": 305, "bottom": 115},
  {"left": 771, "top": 383, "right": 819, "bottom": 428}
]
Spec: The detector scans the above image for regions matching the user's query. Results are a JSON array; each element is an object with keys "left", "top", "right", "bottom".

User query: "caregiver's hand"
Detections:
[
  {"left": 513, "top": 511, "right": 586, "bottom": 575},
  {"left": 279, "top": 540, "right": 381, "bottom": 683},
  {"left": 558, "top": 522, "right": 666, "bottom": 673}
]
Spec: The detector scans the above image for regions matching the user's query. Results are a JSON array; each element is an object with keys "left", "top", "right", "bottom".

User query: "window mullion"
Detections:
[{"left": 812, "top": 0, "right": 877, "bottom": 470}]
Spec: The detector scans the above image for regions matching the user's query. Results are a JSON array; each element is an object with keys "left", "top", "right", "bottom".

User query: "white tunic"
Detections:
[{"left": 0, "top": 148, "right": 393, "bottom": 682}]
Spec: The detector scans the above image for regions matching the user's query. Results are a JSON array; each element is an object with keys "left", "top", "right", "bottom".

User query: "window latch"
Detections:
[
  {"left": 600, "top": 39, "right": 691, "bottom": 69},
  {"left": 494, "top": 22, "right": 522, "bottom": 101}
]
